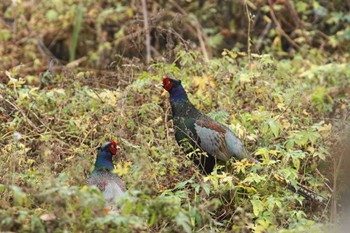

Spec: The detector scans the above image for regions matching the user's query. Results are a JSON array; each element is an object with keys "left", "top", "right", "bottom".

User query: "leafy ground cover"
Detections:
[{"left": 1, "top": 0, "right": 349, "bottom": 232}]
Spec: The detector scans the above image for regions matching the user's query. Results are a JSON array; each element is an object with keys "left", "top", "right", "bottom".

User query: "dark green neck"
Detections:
[
  {"left": 94, "top": 150, "right": 114, "bottom": 171},
  {"left": 169, "top": 85, "right": 188, "bottom": 104},
  {"left": 169, "top": 85, "right": 201, "bottom": 118}
]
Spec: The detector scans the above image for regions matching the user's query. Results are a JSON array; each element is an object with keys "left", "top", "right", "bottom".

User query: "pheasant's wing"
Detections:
[
  {"left": 111, "top": 174, "right": 126, "bottom": 192},
  {"left": 174, "top": 117, "right": 198, "bottom": 149},
  {"left": 194, "top": 119, "right": 248, "bottom": 161},
  {"left": 86, "top": 174, "right": 107, "bottom": 192},
  {"left": 88, "top": 173, "right": 125, "bottom": 202},
  {"left": 103, "top": 174, "right": 125, "bottom": 202}
]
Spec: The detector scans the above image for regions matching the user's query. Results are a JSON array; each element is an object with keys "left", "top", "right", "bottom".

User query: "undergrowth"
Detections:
[
  {"left": 1, "top": 0, "right": 350, "bottom": 232},
  {"left": 1, "top": 50, "right": 349, "bottom": 232}
]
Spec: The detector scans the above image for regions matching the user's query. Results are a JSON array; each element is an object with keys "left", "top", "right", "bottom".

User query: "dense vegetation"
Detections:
[{"left": 0, "top": 0, "right": 349, "bottom": 232}]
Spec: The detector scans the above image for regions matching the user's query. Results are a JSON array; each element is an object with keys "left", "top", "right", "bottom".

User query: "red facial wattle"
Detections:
[
  {"left": 162, "top": 77, "right": 173, "bottom": 91},
  {"left": 109, "top": 141, "right": 117, "bottom": 155}
]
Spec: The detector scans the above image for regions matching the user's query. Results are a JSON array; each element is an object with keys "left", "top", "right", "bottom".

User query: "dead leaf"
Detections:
[{"left": 40, "top": 213, "right": 56, "bottom": 221}]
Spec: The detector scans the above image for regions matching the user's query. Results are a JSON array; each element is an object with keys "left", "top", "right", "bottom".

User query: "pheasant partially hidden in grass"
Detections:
[
  {"left": 87, "top": 141, "right": 126, "bottom": 208},
  {"left": 161, "top": 77, "right": 326, "bottom": 203}
]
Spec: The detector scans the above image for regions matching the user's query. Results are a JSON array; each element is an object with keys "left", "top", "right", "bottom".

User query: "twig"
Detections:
[
  {"left": 141, "top": 0, "right": 151, "bottom": 63},
  {"left": 0, "top": 16, "right": 12, "bottom": 29},
  {"left": 36, "top": 37, "right": 61, "bottom": 64},
  {"left": 245, "top": 0, "right": 252, "bottom": 64},
  {"left": 286, "top": 0, "right": 304, "bottom": 29},
  {"left": 321, "top": 196, "right": 332, "bottom": 220},
  {"left": 168, "top": 0, "right": 210, "bottom": 61},
  {"left": 275, "top": 99, "right": 295, "bottom": 121},
  {"left": 256, "top": 22, "right": 272, "bottom": 51},
  {"left": 268, "top": 0, "right": 300, "bottom": 49},
  {"left": 66, "top": 56, "right": 87, "bottom": 68},
  {"left": 285, "top": 0, "right": 311, "bottom": 46},
  {"left": 150, "top": 46, "right": 161, "bottom": 57},
  {"left": 331, "top": 145, "right": 345, "bottom": 222},
  {"left": 324, "top": 181, "right": 333, "bottom": 193},
  {"left": 115, "top": 28, "right": 146, "bottom": 45},
  {"left": 4, "top": 99, "right": 37, "bottom": 130},
  {"left": 80, "top": 127, "right": 94, "bottom": 146},
  {"left": 193, "top": 18, "right": 209, "bottom": 62},
  {"left": 156, "top": 27, "right": 190, "bottom": 51},
  {"left": 331, "top": 155, "right": 338, "bottom": 222},
  {"left": 164, "top": 105, "right": 171, "bottom": 141},
  {"left": 91, "top": 89, "right": 105, "bottom": 104}
]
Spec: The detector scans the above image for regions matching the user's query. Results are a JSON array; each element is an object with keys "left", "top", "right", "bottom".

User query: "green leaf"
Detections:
[
  {"left": 175, "top": 190, "right": 189, "bottom": 199},
  {"left": 208, "top": 33, "right": 224, "bottom": 47},
  {"left": 174, "top": 178, "right": 193, "bottom": 189},
  {"left": 46, "top": 9, "right": 58, "bottom": 21},
  {"left": 148, "top": 212, "right": 156, "bottom": 226},
  {"left": 11, "top": 185, "right": 27, "bottom": 206},
  {"left": 251, "top": 198, "right": 264, "bottom": 217},
  {"left": 292, "top": 157, "right": 301, "bottom": 170},
  {"left": 268, "top": 119, "right": 280, "bottom": 137},
  {"left": 0, "top": 29, "right": 11, "bottom": 41},
  {"left": 202, "top": 183, "right": 210, "bottom": 196},
  {"left": 296, "top": 2, "right": 308, "bottom": 12},
  {"left": 255, "top": 147, "right": 269, "bottom": 160},
  {"left": 70, "top": 5, "right": 84, "bottom": 62}
]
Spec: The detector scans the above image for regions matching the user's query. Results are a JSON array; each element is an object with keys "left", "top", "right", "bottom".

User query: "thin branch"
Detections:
[
  {"left": 141, "top": 0, "right": 151, "bottom": 63},
  {"left": 268, "top": 0, "right": 300, "bottom": 49},
  {"left": 256, "top": 22, "right": 272, "bottom": 51},
  {"left": 245, "top": 1, "right": 252, "bottom": 64},
  {"left": 169, "top": 0, "right": 210, "bottom": 61},
  {"left": 4, "top": 99, "right": 37, "bottom": 130},
  {"left": 164, "top": 105, "right": 170, "bottom": 141},
  {"left": 194, "top": 19, "right": 209, "bottom": 62}
]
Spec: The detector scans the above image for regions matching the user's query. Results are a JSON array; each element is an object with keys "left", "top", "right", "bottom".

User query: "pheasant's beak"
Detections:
[{"left": 158, "top": 83, "right": 164, "bottom": 87}]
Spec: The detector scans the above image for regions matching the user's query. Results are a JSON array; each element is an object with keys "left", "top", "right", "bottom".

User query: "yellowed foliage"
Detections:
[
  {"left": 281, "top": 119, "right": 291, "bottom": 130},
  {"left": 307, "top": 146, "right": 315, "bottom": 154},
  {"left": 318, "top": 123, "right": 332, "bottom": 138},
  {"left": 154, "top": 116, "right": 163, "bottom": 125},
  {"left": 302, "top": 109, "right": 310, "bottom": 116},
  {"left": 192, "top": 76, "right": 216, "bottom": 92},
  {"left": 222, "top": 50, "right": 247, "bottom": 58},
  {"left": 6, "top": 71, "right": 26, "bottom": 88},
  {"left": 98, "top": 90, "right": 121, "bottom": 105},
  {"left": 114, "top": 161, "right": 132, "bottom": 176}
]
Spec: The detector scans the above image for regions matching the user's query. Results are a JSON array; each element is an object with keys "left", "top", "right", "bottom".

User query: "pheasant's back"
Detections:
[{"left": 87, "top": 169, "right": 126, "bottom": 204}]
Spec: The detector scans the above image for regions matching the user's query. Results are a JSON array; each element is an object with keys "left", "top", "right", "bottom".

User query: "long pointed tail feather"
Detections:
[
  {"left": 250, "top": 158, "right": 328, "bottom": 204},
  {"left": 273, "top": 173, "right": 328, "bottom": 204}
]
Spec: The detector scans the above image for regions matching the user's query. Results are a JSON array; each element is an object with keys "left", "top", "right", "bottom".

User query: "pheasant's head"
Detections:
[
  {"left": 162, "top": 77, "right": 182, "bottom": 91},
  {"left": 95, "top": 141, "right": 119, "bottom": 170},
  {"left": 98, "top": 141, "right": 118, "bottom": 155},
  {"left": 161, "top": 77, "right": 188, "bottom": 103}
]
